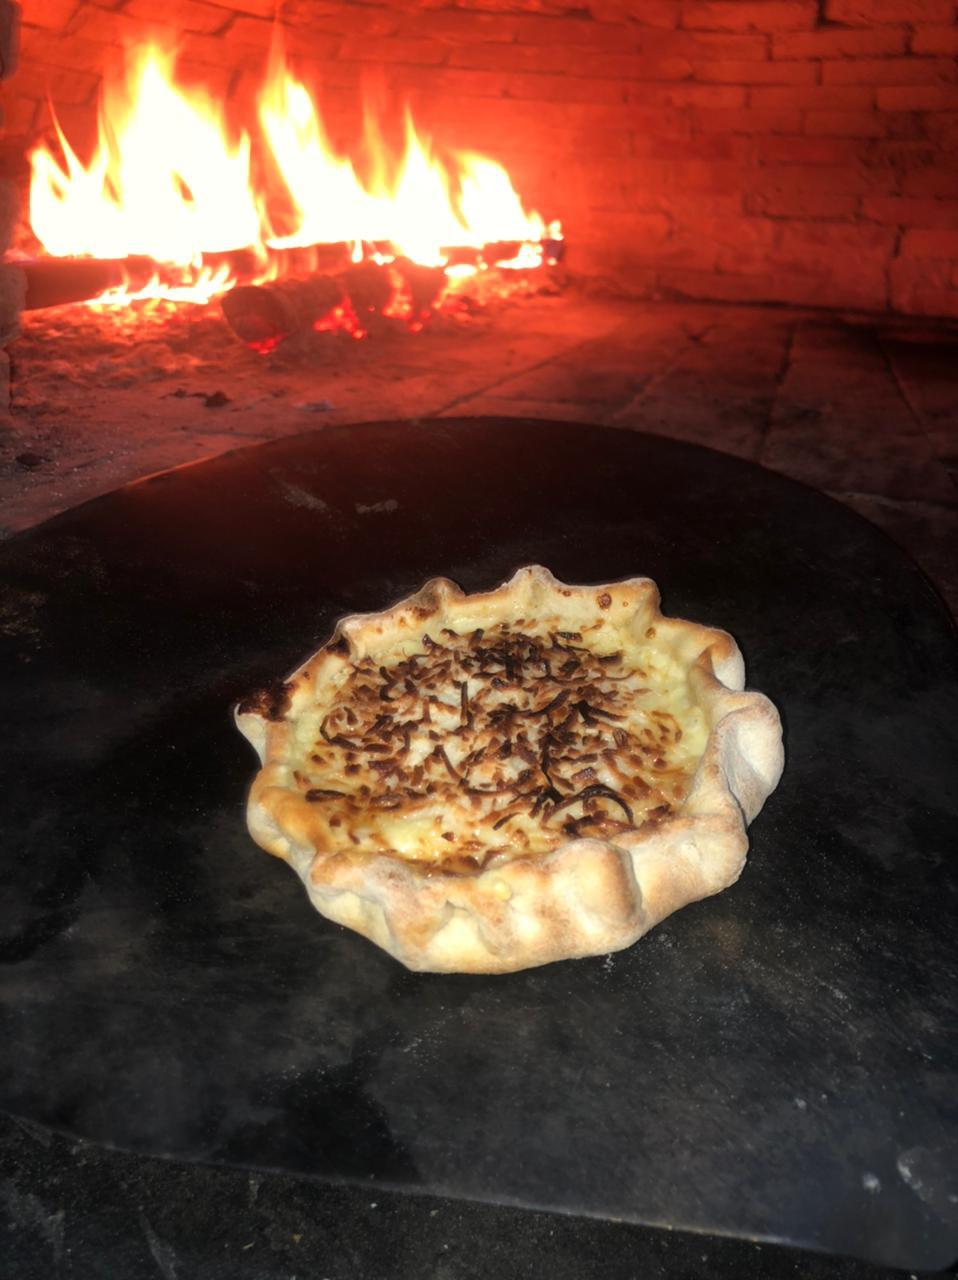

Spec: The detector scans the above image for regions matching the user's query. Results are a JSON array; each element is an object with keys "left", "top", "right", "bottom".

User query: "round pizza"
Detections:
[{"left": 235, "top": 566, "right": 784, "bottom": 973}]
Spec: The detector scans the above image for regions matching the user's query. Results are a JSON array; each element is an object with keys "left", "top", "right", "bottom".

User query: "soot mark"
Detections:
[{"left": 218, "top": 1030, "right": 418, "bottom": 1182}]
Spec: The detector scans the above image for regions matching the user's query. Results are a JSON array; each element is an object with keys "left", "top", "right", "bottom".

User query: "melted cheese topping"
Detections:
[{"left": 290, "top": 617, "right": 708, "bottom": 873}]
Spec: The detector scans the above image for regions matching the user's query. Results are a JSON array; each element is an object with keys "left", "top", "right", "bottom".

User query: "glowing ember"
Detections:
[{"left": 27, "top": 40, "right": 562, "bottom": 323}]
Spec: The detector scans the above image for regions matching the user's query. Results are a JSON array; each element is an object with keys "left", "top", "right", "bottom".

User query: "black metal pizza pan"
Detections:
[{"left": 0, "top": 418, "right": 955, "bottom": 1271}]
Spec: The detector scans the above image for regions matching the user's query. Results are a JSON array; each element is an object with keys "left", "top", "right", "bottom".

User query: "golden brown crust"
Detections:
[{"left": 235, "top": 566, "right": 784, "bottom": 972}]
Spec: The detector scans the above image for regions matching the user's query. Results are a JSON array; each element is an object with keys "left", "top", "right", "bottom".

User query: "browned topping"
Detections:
[
  {"left": 237, "top": 680, "right": 292, "bottom": 722},
  {"left": 298, "top": 620, "right": 694, "bottom": 864},
  {"left": 597, "top": 593, "right": 612, "bottom": 610}
]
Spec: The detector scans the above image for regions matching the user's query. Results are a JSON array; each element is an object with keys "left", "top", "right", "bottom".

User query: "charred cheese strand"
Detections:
[{"left": 287, "top": 616, "right": 708, "bottom": 873}]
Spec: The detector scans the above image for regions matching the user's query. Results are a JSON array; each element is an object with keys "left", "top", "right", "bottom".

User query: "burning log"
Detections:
[
  {"left": 17, "top": 255, "right": 159, "bottom": 310},
  {"left": 12, "top": 235, "right": 563, "bottom": 314},
  {"left": 13, "top": 243, "right": 354, "bottom": 311},
  {"left": 393, "top": 258, "right": 448, "bottom": 317},
  {"left": 221, "top": 276, "right": 345, "bottom": 351},
  {"left": 342, "top": 260, "right": 396, "bottom": 316},
  {"left": 220, "top": 257, "right": 450, "bottom": 350}
]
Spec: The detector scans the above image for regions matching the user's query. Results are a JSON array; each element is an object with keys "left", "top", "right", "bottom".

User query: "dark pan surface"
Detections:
[{"left": 0, "top": 419, "right": 955, "bottom": 1270}]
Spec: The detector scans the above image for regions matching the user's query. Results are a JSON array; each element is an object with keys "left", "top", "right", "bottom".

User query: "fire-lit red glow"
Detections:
[{"left": 27, "top": 41, "right": 562, "bottom": 323}]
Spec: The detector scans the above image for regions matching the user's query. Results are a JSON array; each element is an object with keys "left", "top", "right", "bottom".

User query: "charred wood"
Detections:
[
  {"left": 13, "top": 243, "right": 353, "bottom": 311},
  {"left": 13, "top": 236, "right": 562, "bottom": 313},
  {"left": 220, "top": 275, "right": 345, "bottom": 349}
]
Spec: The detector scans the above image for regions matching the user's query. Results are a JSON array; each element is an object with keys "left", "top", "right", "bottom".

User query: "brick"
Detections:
[
  {"left": 911, "top": 25, "right": 958, "bottom": 55},
  {"left": 756, "top": 134, "right": 863, "bottom": 163},
  {"left": 681, "top": 1, "right": 816, "bottom": 32},
  {"left": 654, "top": 266, "right": 784, "bottom": 304},
  {"left": 902, "top": 167, "right": 958, "bottom": 197},
  {"left": 179, "top": 31, "right": 259, "bottom": 69},
  {"left": 337, "top": 36, "right": 448, "bottom": 66},
  {"left": 523, "top": 99, "right": 654, "bottom": 131},
  {"left": 462, "top": 47, "right": 684, "bottom": 82},
  {"left": 865, "top": 138, "right": 939, "bottom": 165},
  {"left": 640, "top": 30, "right": 769, "bottom": 57},
  {"left": 901, "top": 228, "right": 958, "bottom": 257},
  {"left": 924, "top": 110, "right": 958, "bottom": 144},
  {"left": 220, "top": 14, "right": 270, "bottom": 46},
  {"left": 823, "top": 57, "right": 958, "bottom": 85},
  {"left": 825, "top": 0, "right": 955, "bottom": 22},
  {"left": 897, "top": 287, "right": 958, "bottom": 318},
  {"left": 283, "top": 56, "right": 356, "bottom": 92},
  {"left": 769, "top": 222, "right": 895, "bottom": 289},
  {"left": 19, "top": 28, "right": 105, "bottom": 72},
  {"left": 890, "top": 257, "right": 958, "bottom": 316},
  {"left": 772, "top": 27, "right": 908, "bottom": 58},
  {"left": 644, "top": 232, "right": 721, "bottom": 272},
  {"left": 449, "top": 44, "right": 587, "bottom": 74},
  {"left": 745, "top": 188, "right": 859, "bottom": 217},
  {"left": 750, "top": 85, "right": 874, "bottom": 108},
  {"left": 2, "top": 8, "right": 19, "bottom": 83},
  {"left": 618, "top": 0, "right": 681, "bottom": 27},
  {"left": 18, "top": 0, "right": 78, "bottom": 31},
  {"left": 550, "top": 127, "right": 639, "bottom": 157},
  {"left": 665, "top": 157, "right": 750, "bottom": 192},
  {"left": 883, "top": 111, "right": 933, "bottom": 140},
  {"left": 511, "top": 15, "right": 640, "bottom": 50},
  {"left": 504, "top": 72, "right": 628, "bottom": 103},
  {"left": 175, "top": 60, "right": 234, "bottom": 101},
  {"left": 664, "top": 192, "right": 747, "bottom": 220},
  {"left": 627, "top": 107, "right": 695, "bottom": 137},
  {"left": 692, "top": 58, "right": 817, "bottom": 83},
  {"left": 0, "top": 92, "right": 39, "bottom": 134},
  {"left": 204, "top": 0, "right": 274, "bottom": 15},
  {"left": 628, "top": 81, "right": 746, "bottom": 106},
  {"left": 632, "top": 129, "right": 750, "bottom": 159},
  {"left": 390, "top": 66, "right": 507, "bottom": 99},
  {"left": 658, "top": 264, "right": 885, "bottom": 309},
  {"left": 262, "top": 26, "right": 340, "bottom": 61},
  {"left": 19, "top": 58, "right": 100, "bottom": 105},
  {"left": 577, "top": 53, "right": 693, "bottom": 78},
  {"left": 575, "top": 210, "right": 673, "bottom": 251},
  {"left": 70, "top": 8, "right": 151, "bottom": 45},
  {"left": 398, "top": 11, "right": 518, "bottom": 42},
  {"left": 805, "top": 111, "right": 887, "bottom": 137},
  {"left": 877, "top": 85, "right": 958, "bottom": 110},
  {"left": 863, "top": 195, "right": 958, "bottom": 226},
  {"left": 285, "top": 5, "right": 399, "bottom": 37},
  {"left": 694, "top": 105, "right": 803, "bottom": 131},
  {"left": 412, "top": 92, "right": 638, "bottom": 138},
  {"left": 746, "top": 162, "right": 891, "bottom": 195},
  {"left": 124, "top": 0, "right": 230, "bottom": 35}
]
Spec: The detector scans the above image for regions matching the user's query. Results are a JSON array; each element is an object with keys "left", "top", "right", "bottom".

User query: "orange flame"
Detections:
[{"left": 28, "top": 41, "right": 561, "bottom": 309}]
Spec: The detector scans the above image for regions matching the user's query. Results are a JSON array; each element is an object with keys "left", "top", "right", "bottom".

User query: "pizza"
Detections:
[{"left": 235, "top": 566, "right": 784, "bottom": 973}]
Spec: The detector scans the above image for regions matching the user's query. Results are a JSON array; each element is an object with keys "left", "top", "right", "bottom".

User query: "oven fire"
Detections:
[{"left": 21, "top": 40, "right": 563, "bottom": 350}]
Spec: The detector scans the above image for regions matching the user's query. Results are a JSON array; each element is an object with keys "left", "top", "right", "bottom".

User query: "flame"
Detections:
[{"left": 28, "top": 41, "right": 561, "bottom": 313}]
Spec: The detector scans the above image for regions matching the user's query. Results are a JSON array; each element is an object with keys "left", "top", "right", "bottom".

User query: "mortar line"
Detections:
[
  {"left": 605, "top": 318, "right": 720, "bottom": 425},
  {"left": 876, "top": 332, "right": 923, "bottom": 431},
  {"left": 875, "top": 326, "right": 951, "bottom": 446},
  {"left": 875, "top": 326, "right": 958, "bottom": 499},
  {"left": 758, "top": 316, "right": 799, "bottom": 468},
  {"left": 426, "top": 302, "right": 702, "bottom": 420},
  {"left": 424, "top": 332, "right": 615, "bottom": 419}
]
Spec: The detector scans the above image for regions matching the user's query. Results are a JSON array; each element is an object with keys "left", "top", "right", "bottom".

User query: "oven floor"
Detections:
[{"left": 2, "top": 292, "right": 955, "bottom": 616}]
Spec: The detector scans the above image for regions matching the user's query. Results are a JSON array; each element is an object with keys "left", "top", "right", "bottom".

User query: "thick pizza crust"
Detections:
[{"left": 235, "top": 566, "right": 784, "bottom": 973}]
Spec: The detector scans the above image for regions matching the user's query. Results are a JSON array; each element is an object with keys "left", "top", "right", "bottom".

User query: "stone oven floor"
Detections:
[{"left": 1, "top": 291, "right": 956, "bottom": 617}]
